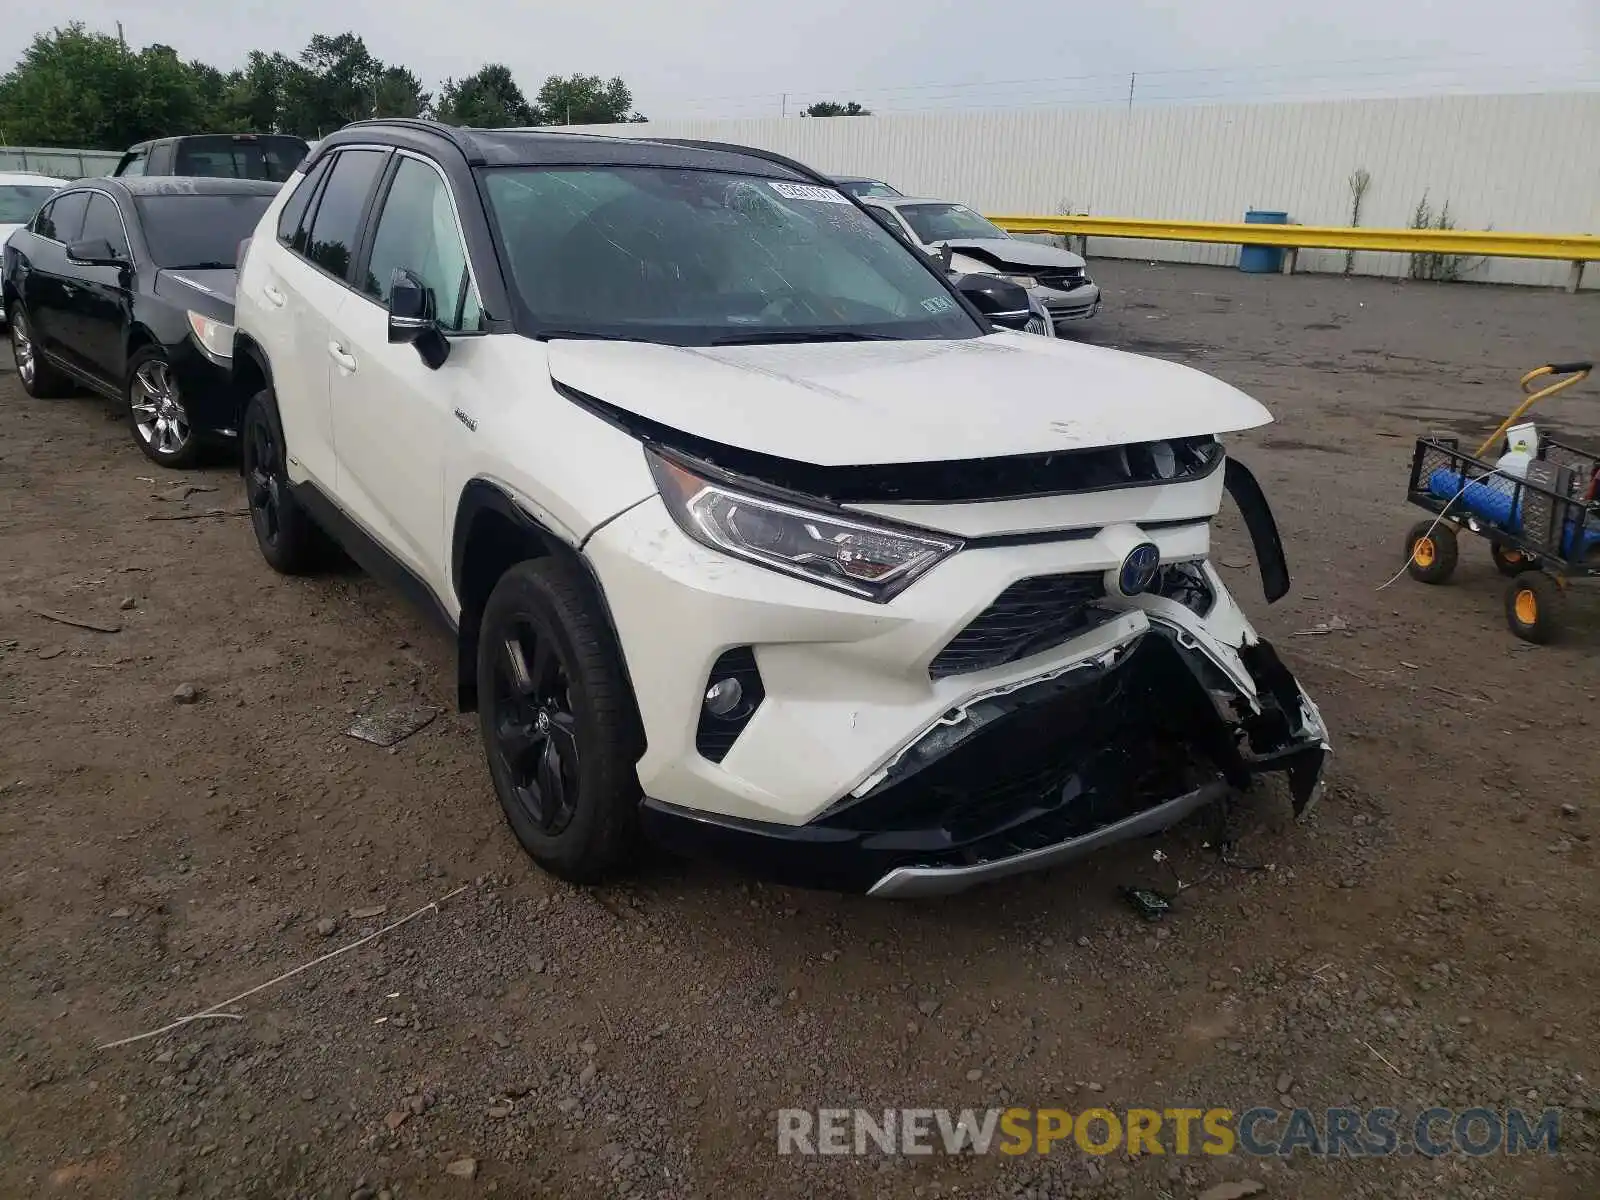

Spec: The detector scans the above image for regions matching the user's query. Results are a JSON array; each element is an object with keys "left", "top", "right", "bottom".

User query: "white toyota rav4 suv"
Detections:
[{"left": 231, "top": 119, "right": 1329, "bottom": 897}]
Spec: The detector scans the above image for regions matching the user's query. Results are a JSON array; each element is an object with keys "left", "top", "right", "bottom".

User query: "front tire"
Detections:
[
  {"left": 10, "top": 308, "right": 72, "bottom": 398},
  {"left": 1504, "top": 572, "right": 1563, "bottom": 644},
  {"left": 241, "top": 389, "right": 325, "bottom": 575},
  {"left": 1404, "top": 520, "right": 1458, "bottom": 584},
  {"left": 477, "top": 559, "right": 642, "bottom": 884},
  {"left": 127, "top": 346, "right": 199, "bottom": 468}
]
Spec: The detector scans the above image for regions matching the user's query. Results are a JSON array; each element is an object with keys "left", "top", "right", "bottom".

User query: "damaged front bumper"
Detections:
[{"left": 641, "top": 624, "right": 1329, "bottom": 897}]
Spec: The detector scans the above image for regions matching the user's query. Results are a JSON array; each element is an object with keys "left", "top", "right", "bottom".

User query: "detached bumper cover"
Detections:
[{"left": 642, "top": 627, "right": 1328, "bottom": 896}]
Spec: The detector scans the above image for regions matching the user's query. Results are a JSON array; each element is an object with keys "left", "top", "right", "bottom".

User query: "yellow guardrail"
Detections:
[{"left": 986, "top": 215, "right": 1599, "bottom": 290}]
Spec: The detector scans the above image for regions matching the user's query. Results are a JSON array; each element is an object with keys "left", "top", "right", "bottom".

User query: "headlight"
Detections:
[
  {"left": 647, "top": 448, "right": 960, "bottom": 602},
  {"left": 186, "top": 311, "right": 234, "bottom": 362},
  {"left": 997, "top": 273, "right": 1038, "bottom": 289}
]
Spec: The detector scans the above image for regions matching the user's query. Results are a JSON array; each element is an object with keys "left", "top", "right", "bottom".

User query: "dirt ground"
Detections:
[{"left": 2, "top": 262, "right": 1598, "bottom": 1200}]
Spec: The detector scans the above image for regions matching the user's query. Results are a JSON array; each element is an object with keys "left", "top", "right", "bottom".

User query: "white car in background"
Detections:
[
  {"left": 0, "top": 171, "right": 66, "bottom": 324},
  {"left": 863, "top": 195, "right": 1102, "bottom": 330}
]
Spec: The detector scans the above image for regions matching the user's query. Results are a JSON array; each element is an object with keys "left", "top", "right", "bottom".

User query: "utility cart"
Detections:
[{"left": 1402, "top": 362, "right": 1596, "bottom": 643}]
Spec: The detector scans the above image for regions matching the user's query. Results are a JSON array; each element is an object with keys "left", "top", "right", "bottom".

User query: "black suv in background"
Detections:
[{"left": 113, "top": 134, "right": 310, "bottom": 183}]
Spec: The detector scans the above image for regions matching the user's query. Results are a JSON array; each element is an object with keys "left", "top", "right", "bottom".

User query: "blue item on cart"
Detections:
[{"left": 1427, "top": 466, "right": 1600, "bottom": 558}]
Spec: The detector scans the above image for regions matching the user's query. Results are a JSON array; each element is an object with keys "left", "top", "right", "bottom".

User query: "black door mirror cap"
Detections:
[
  {"left": 65, "top": 238, "right": 125, "bottom": 267},
  {"left": 386, "top": 268, "right": 450, "bottom": 369}
]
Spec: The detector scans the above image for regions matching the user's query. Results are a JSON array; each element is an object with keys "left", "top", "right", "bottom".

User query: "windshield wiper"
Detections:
[
  {"left": 706, "top": 329, "right": 900, "bottom": 346},
  {"left": 170, "top": 261, "right": 235, "bottom": 270},
  {"left": 534, "top": 329, "right": 631, "bottom": 342}
]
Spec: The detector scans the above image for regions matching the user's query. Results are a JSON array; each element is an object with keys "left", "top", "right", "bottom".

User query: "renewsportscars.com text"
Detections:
[{"left": 777, "top": 1107, "right": 1561, "bottom": 1158}]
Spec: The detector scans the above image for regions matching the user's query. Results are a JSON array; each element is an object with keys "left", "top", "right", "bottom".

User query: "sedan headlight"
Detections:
[
  {"left": 997, "top": 272, "right": 1038, "bottom": 289},
  {"left": 186, "top": 311, "right": 234, "bottom": 363},
  {"left": 647, "top": 448, "right": 960, "bottom": 602}
]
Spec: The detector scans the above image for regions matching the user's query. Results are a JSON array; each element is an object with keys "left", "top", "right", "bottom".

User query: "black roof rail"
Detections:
[
  {"left": 339, "top": 117, "right": 486, "bottom": 162},
  {"left": 641, "top": 138, "right": 833, "bottom": 187}
]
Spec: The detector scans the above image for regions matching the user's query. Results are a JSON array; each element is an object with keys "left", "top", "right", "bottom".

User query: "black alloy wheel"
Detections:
[
  {"left": 476, "top": 559, "right": 642, "bottom": 883},
  {"left": 241, "top": 390, "right": 323, "bottom": 574},
  {"left": 489, "top": 618, "right": 583, "bottom": 836}
]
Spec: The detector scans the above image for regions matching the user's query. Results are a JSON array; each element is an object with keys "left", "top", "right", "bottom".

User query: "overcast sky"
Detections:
[{"left": 4, "top": 0, "right": 1597, "bottom": 119}]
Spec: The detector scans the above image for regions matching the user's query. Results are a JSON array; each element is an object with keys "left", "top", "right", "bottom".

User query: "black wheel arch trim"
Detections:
[
  {"left": 1223, "top": 456, "right": 1291, "bottom": 604},
  {"left": 232, "top": 335, "right": 280, "bottom": 444},
  {"left": 233, "top": 332, "right": 276, "bottom": 391},
  {"left": 450, "top": 479, "right": 644, "bottom": 722}
]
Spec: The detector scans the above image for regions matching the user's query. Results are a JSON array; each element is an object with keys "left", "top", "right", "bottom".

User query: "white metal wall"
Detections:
[
  {"left": 569, "top": 92, "right": 1600, "bottom": 289},
  {"left": 0, "top": 146, "right": 120, "bottom": 178}
]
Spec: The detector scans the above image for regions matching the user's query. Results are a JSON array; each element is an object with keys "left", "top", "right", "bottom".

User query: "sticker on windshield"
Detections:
[
  {"left": 769, "top": 182, "right": 851, "bottom": 204},
  {"left": 921, "top": 296, "right": 955, "bottom": 313}
]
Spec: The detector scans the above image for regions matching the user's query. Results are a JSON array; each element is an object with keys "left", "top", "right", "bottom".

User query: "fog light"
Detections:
[
  {"left": 704, "top": 677, "right": 744, "bottom": 718},
  {"left": 696, "top": 647, "right": 764, "bottom": 762}
]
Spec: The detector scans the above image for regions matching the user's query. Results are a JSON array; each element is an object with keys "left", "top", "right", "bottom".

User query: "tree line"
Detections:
[{"left": 0, "top": 23, "right": 647, "bottom": 150}]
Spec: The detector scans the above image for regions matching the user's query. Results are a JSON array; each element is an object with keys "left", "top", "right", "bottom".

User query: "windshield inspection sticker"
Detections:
[
  {"left": 769, "top": 182, "right": 851, "bottom": 204},
  {"left": 921, "top": 296, "right": 956, "bottom": 313}
]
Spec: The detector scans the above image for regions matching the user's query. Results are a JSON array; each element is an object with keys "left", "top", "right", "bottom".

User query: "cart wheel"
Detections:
[
  {"left": 1404, "top": 520, "right": 1458, "bottom": 584},
  {"left": 1490, "top": 539, "right": 1540, "bottom": 576},
  {"left": 1504, "top": 572, "right": 1563, "bottom": 644}
]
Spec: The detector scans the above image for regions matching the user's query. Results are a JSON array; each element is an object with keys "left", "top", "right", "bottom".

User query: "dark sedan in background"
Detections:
[{"left": 2, "top": 176, "right": 278, "bottom": 466}]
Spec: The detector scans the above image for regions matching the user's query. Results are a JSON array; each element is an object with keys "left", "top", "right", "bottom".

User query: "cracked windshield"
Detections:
[{"left": 484, "top": 167, "right": 978, "bottom": 344}]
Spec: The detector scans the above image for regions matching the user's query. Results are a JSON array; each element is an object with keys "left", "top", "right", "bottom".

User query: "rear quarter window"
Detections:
[
  {"left": 37, "top": 191, "right": 89, "bottom": 243},
  {"left": 300, "top": 149, "right": 388, "bottom": 280},
  {"left": 277, "top": 157, "right": 332, "bottom": 246}
]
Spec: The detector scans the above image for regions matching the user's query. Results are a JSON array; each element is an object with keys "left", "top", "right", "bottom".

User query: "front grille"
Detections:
[
  {"left": 1044, "top": 297, "right": 1097, "bottom": 317},
  {"left": 929, "top": 573, "right": 1110, "bottom": 678},
  {"left": 1033, "top": 267, "right": 1086, "bottom": 290}
]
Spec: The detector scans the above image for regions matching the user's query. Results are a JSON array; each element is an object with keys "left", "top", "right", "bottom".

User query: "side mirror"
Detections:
[
  {"left": 953, "top": 273, "right": 1033, "bottom": 331},
  {"left": 386, "top": 268, "right": 449, "bottom": 369},
  {"left": 66, "top": 238, "right": 124, "bottom": 267}
]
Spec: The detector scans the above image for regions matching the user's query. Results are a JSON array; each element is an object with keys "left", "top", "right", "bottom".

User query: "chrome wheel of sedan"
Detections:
[
  {"left": 130, "top": 358, "right": 191, "bottom": 457},
  {"left": 12, "top": 312, "right": 35, "bottom": 385},
  {"left": 9, "top": 309, "right": 69, "bottom": 397}
]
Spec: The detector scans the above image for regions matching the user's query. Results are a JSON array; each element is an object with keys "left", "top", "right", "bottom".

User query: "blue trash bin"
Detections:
[{"left": 1239, "top": 209, "right": 1288, "bottom": 273}]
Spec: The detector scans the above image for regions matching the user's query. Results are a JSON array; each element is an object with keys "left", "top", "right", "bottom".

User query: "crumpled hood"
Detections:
[
  {"left": 548, "top": 333, "right": 1271, "bottom": 466},
  {"left": 941, "top": 237, "right": 1086, "bottom": 270}
]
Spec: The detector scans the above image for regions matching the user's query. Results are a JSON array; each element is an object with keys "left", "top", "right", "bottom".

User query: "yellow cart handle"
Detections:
[{"left": 1475, "top": 362, "right": 1593, "bottom": 457}]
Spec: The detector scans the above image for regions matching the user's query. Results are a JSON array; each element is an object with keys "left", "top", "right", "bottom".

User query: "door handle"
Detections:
[
  {"left": 262, "top": 285, "right": 286, "bottom": 307},
  {"left": 327, "top": 341, "right": 358, "bottom": 372}
]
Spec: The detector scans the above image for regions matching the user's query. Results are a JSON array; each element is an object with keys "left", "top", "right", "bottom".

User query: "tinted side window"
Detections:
[
  {"left": 175, "top": 136, "right": 307, "bottom": 182},
  {"left": 303, "top": 149, "right": 386, "bottom": 282},
  {"left": 81, "top": 194, "right": 130, "bottom": 258},
  {"left": 278, "top": 157, "right": 331, "bottom": 246},
  {"left": 32, "top": 200, "right": 56, "bottom": 237},
  {"left": 40, "top": 191, "right": 89, "bottom": 243},
  {"left": 362, "top": 157, "right": 484, "bottom": 332},
  {"left": 149, "top": 144, "right": 175, "bottom": 173}
]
